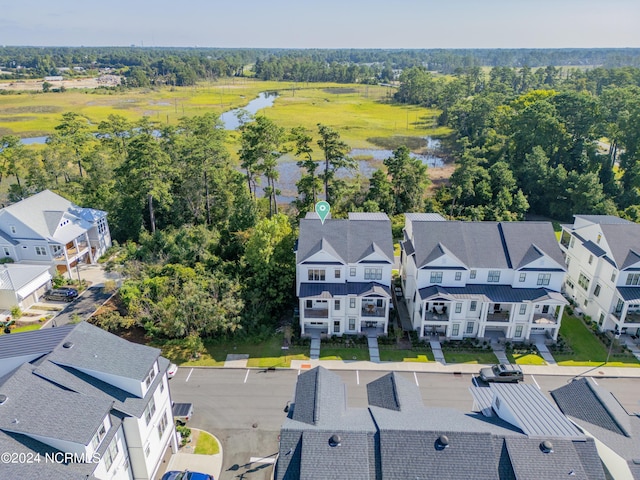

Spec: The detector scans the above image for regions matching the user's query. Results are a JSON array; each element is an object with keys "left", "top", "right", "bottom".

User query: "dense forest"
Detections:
[{"left": 1, "top": 46, "right": 640, "bottom": 343}]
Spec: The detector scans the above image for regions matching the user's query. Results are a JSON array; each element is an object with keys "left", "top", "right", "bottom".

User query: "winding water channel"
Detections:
[{"left": 16, "top": 92, "right": 446, "bottom": 203}]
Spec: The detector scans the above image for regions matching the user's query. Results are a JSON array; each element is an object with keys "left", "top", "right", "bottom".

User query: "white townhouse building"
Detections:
[
  {"left": 400, "top": 214, "right": 568, "bottom": 342},
  {"left": 560, "top": 214, "right": 640, "bottom": 336},
  {"left": 0, "top": 189, "right": 112, "bottom": 280},
  {"left": 295, "top": 212, "right": 394, "bottom": 337},
  {"left": 0, "top": 322, "right": 178, "bottom": 480}
]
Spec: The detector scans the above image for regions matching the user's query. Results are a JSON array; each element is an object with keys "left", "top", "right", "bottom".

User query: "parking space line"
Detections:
[
  {"left": 185, "top": 368, "right": 193, "bottom": 382},
  {"left": 530, "top": 375, "right": 541, "bottom": 390},
  {"left": 590, "top": 377, "right": 599, "bottom": 386},
  {"left": 244, "top": 369, "right": 250, "bottom": 384},
  {"left": 414, "top": 372, "right": 419, "bottom": 387},
  {"left": 356, "top": 370, "right": 360, "bottom": 385}
]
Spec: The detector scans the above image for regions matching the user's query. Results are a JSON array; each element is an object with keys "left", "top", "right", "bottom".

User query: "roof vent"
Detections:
[
  {"left": 0, "top": 394, "right": 7, "bottom": 405},
  {"left": 540, "top": 440, "right": 554, "bottom": 454},
  {"left": 12, "top": 418, "right": 18, "bottom": 424},
  {"left": 62, "top": 341, "right": 74, "bottom": 349},
  {"left": 435, "top": 435, "right": 449, "bottom": 450},
  {"left": 328, "top": 434, "right": 342, "bottom": 447}
]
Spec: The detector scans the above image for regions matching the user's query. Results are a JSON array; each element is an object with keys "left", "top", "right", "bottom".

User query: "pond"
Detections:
[{"left": 260, "top": 137, "right": 446, "bottom": 203}]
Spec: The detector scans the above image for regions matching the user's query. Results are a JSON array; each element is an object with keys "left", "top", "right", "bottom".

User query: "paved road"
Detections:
[
  {"left": 168, "top": 368, "right": 640, "bottom": 480},
  {"left": 44, "top": 286, "right": 113, "bottom": 327}
]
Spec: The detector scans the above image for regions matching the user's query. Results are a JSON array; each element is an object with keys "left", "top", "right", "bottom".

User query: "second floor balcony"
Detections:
[
  {"left": 361, "top": 305, "right": 386, "bottom": 317},
  {"left": 532, "top": 313, "right": 558, "bottom": 325},
  {"left": 52, "top": 240, "right": 89, "bottom": 261},
  {"left": 304, "top": 308, "right": 329, "bottom": 319},
  {"left": 486, "top": 310, "right": 511, "bottom": 322}
]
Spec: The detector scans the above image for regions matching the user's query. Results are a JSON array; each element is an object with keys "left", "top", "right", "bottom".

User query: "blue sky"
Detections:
[{"left": 1, "top": 0, "right": 639, "bottom": 48}]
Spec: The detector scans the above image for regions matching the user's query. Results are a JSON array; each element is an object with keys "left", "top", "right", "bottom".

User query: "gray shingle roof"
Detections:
[
  {"left": 299, "top": 282, "right": 390, "bottom": 298},
  {"left": 598, "top": 223, "right": 640, "bottom": 269},
  {"left": 0, "top": 363, "right": 113, "bottom": 445},
  {"left": 418, "top": 284, "right": 567, "bottom": 304},
  {"left": 291, "top": 367, "right": 346, "bottom": 426},
  {"left": 409, "top": 221, "right": 565, "bottom": 270},
  {"left": 0, "top": 190, "right": 105, "bottom": 243},
  {"left": 46, "top": 322, "right": 160, "bottom": 382},
  {"left": 297, "top": 216, "right": 393, "bottom": 265},
  {"left": 575, "top": 214, "right": 632, "bottom": 225},
  {"left": 551, "top": 378, "right": 631, "bottom": 437},
  {"left": 505, "top": 437, "right": 603, "bottom": 480},
  {"left": 277, "top": 368, "right": 605, "bottom": 480},
  {"left": 0, "top": 324, "right": 75, "bottom": 361}
]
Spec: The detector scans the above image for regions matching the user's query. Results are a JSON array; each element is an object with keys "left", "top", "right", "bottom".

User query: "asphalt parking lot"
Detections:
[{"left": 168, "top": 367, "right": 640, "bottom": 480}]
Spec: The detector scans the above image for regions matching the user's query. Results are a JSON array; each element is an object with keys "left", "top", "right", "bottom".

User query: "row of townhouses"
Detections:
[
  {"left": 0, "top": 190, "right": 112, "bottom": 311},
  {"left": 0, "top": 322, "right": 177, "bottom": 480},
  {"left": 296, "top": 212, "right": 640, "bottom": 342}
]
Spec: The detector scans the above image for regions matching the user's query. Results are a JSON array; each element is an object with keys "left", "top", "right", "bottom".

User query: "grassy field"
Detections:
[
  {"left": 0, "top": 323, "right": 42, "bottom": 335},
  {"left": 0, "top": 79, "right": 450, "bottom": 153},
  {"left": 554, "top": 314, "right": 640, "bottom": 367}
]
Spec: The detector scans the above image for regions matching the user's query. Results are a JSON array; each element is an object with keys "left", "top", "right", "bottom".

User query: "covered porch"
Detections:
[{"left": 51, "top": 231, "right": 95, "bottom": 280}]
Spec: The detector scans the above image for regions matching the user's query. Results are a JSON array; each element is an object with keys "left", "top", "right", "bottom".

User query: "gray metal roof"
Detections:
[
  {"left": 297, "top": 215, "right": 393, "bottom": 265},
  {"left": 574, "top": 214, "right": 632, "bottom": 225},
  {"left": 0, "top": 363, "right": 113, "bottom": 445},
  {"left": 488, "top": 384, "right": 583, "bottom": 439},
  {"left": 410, "top": 221, "right": 565, "bottom": 270},
  {"left": 0, "top": 324, "right": 75, "bottom": 361},
  {"left": 551, "top": 378, "right": 632, "bottom": 437},
  {"left": 418, "top": 284, "right": 567, "bottom": 304},
  {"left": 0, "top": 264, "right": 51, "bottom": 292},
  {"left": 348, "top": 212, "right": 390, "bottom": 221},
  {"left": 299, "top": 282, "right": 391, "bottom": 298},
  {"left": 583, "top": 240, "right": 607, "bottom": 258},
  {"left": 617, "top": 287, "right": 640, "bottom": 303},
  {"left": 46, "top": 321, "right": 160, "bottom": 382}
]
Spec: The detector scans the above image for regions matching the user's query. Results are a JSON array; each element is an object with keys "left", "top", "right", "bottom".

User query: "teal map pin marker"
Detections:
[{"left": 315, "top": 201, "right": 330, "bottom": 224}]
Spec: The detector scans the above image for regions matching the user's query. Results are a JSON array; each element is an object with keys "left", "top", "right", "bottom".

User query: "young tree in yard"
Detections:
[
  {"left": 366, "top": 169, "right": 394, "bottom": 214},
  {"left": 0, "top": 136, "right": 30, "bottom": 186},
  {"left": 317, "top": 124, "right": 355, "bottom": 204},
  {"left": 383, "top": 146, "right": 430, "bottom": 214},
  {"left": 242, "top": 214, "right": 295, "bottom": 326}
]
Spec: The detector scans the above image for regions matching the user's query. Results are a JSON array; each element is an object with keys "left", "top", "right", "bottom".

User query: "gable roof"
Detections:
[
  {"left": 408, "top": 221, "right": 565, "bottom": 270},
  {"left": 551, "top": 378, "right": 632, "bottom": 437},
  {"left": 574, "top": 214, "right": 632, "bottom": 225},
  {"left": 297, "top": 215, "right": 393, "bottom": 265},
  {"left": 0, "top": 190, "right": 106, "bottom": 244},
  {"left": 276, "top": 368, "right": 605, "bottom": 480},
  {"left": 0, "top": 264, "right": 51, "bottom": 293},
  {"left": 598, "top": 224, "right": 640, "bottom": 269},
  {"left": 291, "top": 367, "right": 347, "bottom": 425},
  {"left": 45, "top": 322, "right": 160, "bottom": 382}
]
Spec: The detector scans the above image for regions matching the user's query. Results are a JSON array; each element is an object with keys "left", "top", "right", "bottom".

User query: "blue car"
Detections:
[{"left": 161, "top": 471, "right": 214, "bottom": 480}]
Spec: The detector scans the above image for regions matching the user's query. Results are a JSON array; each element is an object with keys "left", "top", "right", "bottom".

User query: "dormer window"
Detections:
[
  {"left": 144, "top": 365, "right": 156, "bottom": 389},
  {"left": 91, "top": 423, "right": 107, "bottom": 450}
]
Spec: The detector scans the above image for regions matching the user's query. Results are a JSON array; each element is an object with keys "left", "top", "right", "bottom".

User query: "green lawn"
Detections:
[
  {"left": 0, "top": 323, "right": 42, "bottom": 335},
  {"left": 442, "top": 350, "right": 497, "bottom": 364},
  {"left": 194, "top": 431, "right": 220, "bottom": 455},
  {"left": 379, "top": 348, "right": 434, "bottom": 362},
  {"left": 508, "top": 353, "right": 547, "bottom": 365},
  {"left": 320, "top": 347, "right": 369, "bottom": 361},
  {"left": 555, "top": 314, "right": 640, "bottom": 367}
]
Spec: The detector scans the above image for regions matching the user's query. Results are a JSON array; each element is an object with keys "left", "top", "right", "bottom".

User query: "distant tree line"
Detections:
[{"left": 2, "top": 47, "right": 640, "bottom": 87}]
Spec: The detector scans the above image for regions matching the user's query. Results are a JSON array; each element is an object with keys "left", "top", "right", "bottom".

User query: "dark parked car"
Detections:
[
  {"left": 479, "top": 363, "right": 524, "bottom": 383},
  {"left": 44, "top": 288, "right": 79, "bottom": 302},
  {"left": 161, "top": 471, "right": 214, "bottom": 480}
]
